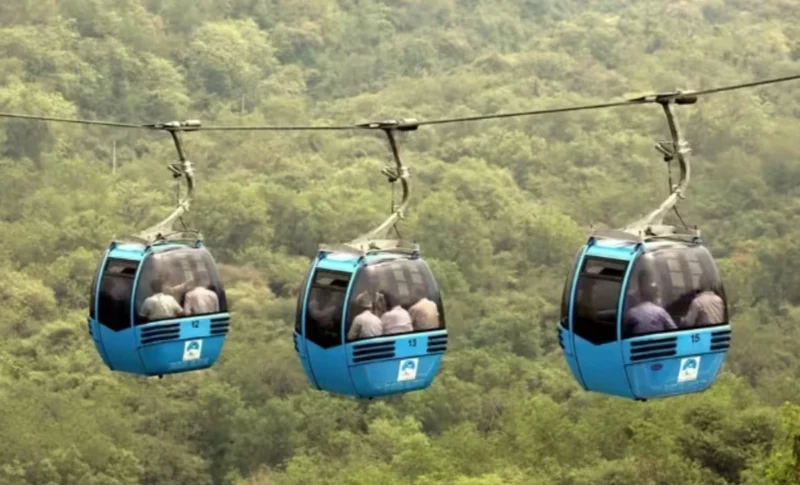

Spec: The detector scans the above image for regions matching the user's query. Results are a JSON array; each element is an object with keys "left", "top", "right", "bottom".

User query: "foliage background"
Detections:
[{"left": 1, "top": 0, "right": 800, "bottom": 484}]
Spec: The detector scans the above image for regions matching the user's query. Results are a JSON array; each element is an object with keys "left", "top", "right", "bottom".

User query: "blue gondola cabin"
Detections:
[
  {"left": 558, "top": 235, "right": 731, "bottom": 400},
  {"left": 88, "top": 241, "right": 230, "bottom": 377},
  {"left": 294, "top": 249, "right": 448, "bottom": 398}
]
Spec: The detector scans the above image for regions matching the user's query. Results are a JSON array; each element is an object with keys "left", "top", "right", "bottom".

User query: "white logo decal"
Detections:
[
  {"left": 397, "top": 358, "right": 419, "bottom": 382},
  {"left": 677, "top": 356, "right": 700, "bottom": 382},
  {"left": 183, "top": 339, "right": 202, "bottom": 361}
]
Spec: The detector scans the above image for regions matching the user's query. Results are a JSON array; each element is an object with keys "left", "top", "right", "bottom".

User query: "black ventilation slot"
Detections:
[
  {"left": 210, "top": 317, "right": 230, "bottom": 336},
  {"left": 710, "top": 329, "right": 731, "bottom": 352},
  {"left": 141, "top": 323, "right": 180, "bottom": 345},
  {"left": 353, "top": 341, "right": 396, "bottom": 364},
  {"left": 630, "top": 336, "right": 678, "bottom": 362},
  {"left": 427, "top": 334, "right": 447, "bottom": 354}
]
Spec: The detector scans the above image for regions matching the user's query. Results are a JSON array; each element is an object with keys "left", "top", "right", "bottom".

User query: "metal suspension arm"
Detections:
[
  {"left": 623, "top": 94, "right": 695, "bottom": 236},
  {"left": 346, "top": 119, "right": 417, "bottom": 251},
  {"left": 135, "top": 120, "right": 201, "bottom": 243}
]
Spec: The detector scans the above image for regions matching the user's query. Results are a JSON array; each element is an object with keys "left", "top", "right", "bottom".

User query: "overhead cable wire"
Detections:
[
  {"left": 201, "top": 124, "right": 358, "bottom": 131},
  {"left": 0, "top": 73, "right": 799, "bottom": 131},
  {"left": 0, "top": 111, "right": 145, "bottom": 129}
]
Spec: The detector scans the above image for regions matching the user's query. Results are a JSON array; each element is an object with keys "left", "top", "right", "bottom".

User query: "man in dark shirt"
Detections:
[{"left": 624, "top": 272, "right": 677, "bottom": 336}]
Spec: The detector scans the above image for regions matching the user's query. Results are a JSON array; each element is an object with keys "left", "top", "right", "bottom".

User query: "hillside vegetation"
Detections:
[{"left": 2, "top": 1, "right": 800, "bottom": 484}]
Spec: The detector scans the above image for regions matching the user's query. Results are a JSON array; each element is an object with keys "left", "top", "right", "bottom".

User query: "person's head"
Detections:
[
  {"left": 354, "top": 291, "right": 373, "bottom": 312},
  {"left": 150, "top": 278, "right": 164, "bottom": 294},
  {"left": 373, "top": 291, "right": 388, "bottom": 315},
  {"left": 638, "top": 271, "right": 658, "bottom": 303}
]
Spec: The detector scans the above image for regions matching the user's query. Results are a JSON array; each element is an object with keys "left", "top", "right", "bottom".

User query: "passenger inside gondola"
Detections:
[
  {"left": 135, "top": 249, "right": 228, "bottom": 324},
  {"left": 380, "top": 291, "right": 413, "bottom": 335},
  {"left": 409, "top": 288, "right": 438, "bottom": 331},
  {"left": 344, "top": 259, "right": 445, "bottom": 342},
  {"left": 140, "top": 278, "right": 183, "bottom": 320},
  {"left": 682, "top": 273, "right": 725, "bottom": 328},
  {"left": 346, "top": 291, "right": 382, "bottom": 340},
  {"left": 184, "top": 271, "right": 220, "bottom": 316},
  {"left": 623, "top": 271, "right": 677, "bottom": 337}
]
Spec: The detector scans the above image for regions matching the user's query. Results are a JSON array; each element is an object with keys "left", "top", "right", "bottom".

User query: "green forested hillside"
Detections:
[{"left": 2, "top": 1, "right": 800, "bottom": 484}]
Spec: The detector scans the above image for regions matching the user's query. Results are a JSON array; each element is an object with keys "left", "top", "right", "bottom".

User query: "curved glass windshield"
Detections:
[
  {"left": 134, "top": 247, "right": 228, "bottom": 325},
  {"left": 344, "top": 258, "right": 445, "bottom": 343},
  {"left": 622, "top": 244, "right": 728, "bottom": 339}
]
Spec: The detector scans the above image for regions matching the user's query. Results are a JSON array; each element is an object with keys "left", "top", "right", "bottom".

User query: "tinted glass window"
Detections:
[
  {"left": 89, "top": 252, "right": 106, "bottom": 319},
  {"left": 295, "top": 267, "right": 312, "bottom": 334},
  {"left": 306, "top": 269, "right": 349, "bottom": 348},
  {"left": 573, "top": 257, "right": 627, "bottom": 345},
  {"left": 97, "top": 258, "right": 138, "bottom": 332},
  {"left": 344, "top": 258, "right": 445, "bottom": 343},
  {"left": 134, "top": 247, "right": 228, "bottom": 325},
  {"left": 560, "top": 248, "right": 583, "bottom": 329},
  {"left": 622, "top": 245, "right": 728, "bottom": 339}
]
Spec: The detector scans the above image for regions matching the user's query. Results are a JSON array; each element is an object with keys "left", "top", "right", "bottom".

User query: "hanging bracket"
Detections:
[
  {"left": 616, "top": 93, "right": 699, "bottom": 240},
  {"left": 123, "top": 120, "right": 203, "bottom": 245},
  {"left": 335, "top": 118, "right": 420, "bottom": 254}
]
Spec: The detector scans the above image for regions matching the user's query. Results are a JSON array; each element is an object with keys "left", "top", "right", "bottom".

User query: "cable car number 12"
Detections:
[{"left": 191, "top": 320, "right": 199, "bottom": 329}]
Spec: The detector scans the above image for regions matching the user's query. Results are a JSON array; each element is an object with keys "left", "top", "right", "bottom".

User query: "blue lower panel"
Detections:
[
  {"left": 626, "top": 351, "right": 726, "bottom": 399},
  {"left": 574, "top": 337, "right": 634, "bottom": 400},
  {"left": 349, "top": 354, "right": 443, "bottom": 398},
  {"left": 88, "top": 318, "right": 112, "bottom": 368},
  {"left": 94, "top": 324, "right": 141, "bottom": 374},
  {"left": 138, "top": 335, "right": 226, "bottom": 375},
  {"left": 306, "top": 344, "right": 354, "bottom": 396}
]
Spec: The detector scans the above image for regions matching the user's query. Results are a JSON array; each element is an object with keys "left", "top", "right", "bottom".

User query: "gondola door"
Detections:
[
  {"left": 559, "top": 247, "right": 586, "bottom": 389},
  {"left": 302, "top": 258, "right": 354, "bottom": 396},
  {"left": 571, "top": 244, "right": 637, "bottom": 400},
  {"left": 294, "top": 265, "right": 318, "bottom": 389}
]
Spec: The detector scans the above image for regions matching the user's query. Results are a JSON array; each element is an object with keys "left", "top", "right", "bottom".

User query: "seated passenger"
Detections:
[
  {"left": 373, "top": 291, "right": 388, "bottom": 318},
  {"left": 140, "top": 279, "right": 183, "bottom": 321},
  {"left": 184, "top": 273, "right": 220, "bottom": 316},
  {"left": 308, "top": 290, "right": 340, "bottom": 329},
  {"left": 623, "top": 274, "right": 677, "bottom": 336},
  {"left": 150, "top": 259, "right": 193, "bottom": 303},
  {"left": 347, "top": 291, "right": 383, "bottom": 340},
  {"left": 682, "top": 275, "right": 725, "bottom": 327},
  {"left": 409, "top": 291, "right": 439, "bottom": 331},
  {"left": 380, "top": 292, "right": 413, "bottom": 335}
]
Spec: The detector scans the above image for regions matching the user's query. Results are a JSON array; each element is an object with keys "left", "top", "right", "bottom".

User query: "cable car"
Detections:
[
  {"left": 558, "top": 95, "right": 731, "bottom": 401},
  {"left": 293, "top": 121, "right": 448, "bottom": 398},
  {"left": 87, "top": 121, "right": 231, "bottom": 377}
]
